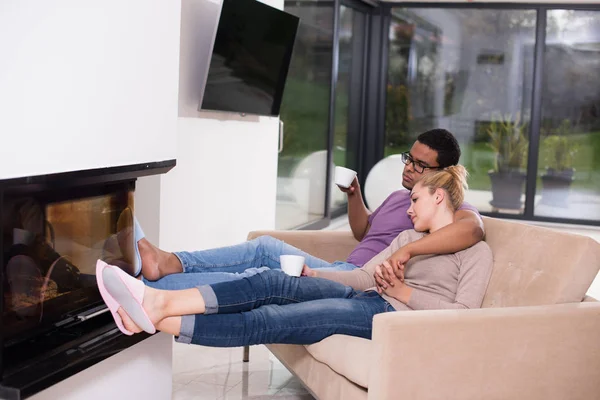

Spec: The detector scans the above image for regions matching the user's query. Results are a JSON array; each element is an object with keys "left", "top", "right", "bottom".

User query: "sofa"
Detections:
[{"left": 246, "top": 216, "right": 600, "bottom": 400}]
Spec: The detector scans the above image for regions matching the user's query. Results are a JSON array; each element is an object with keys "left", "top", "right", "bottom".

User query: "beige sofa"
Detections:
[{"left": 247, "top": 216, "right": 600, "bottom": 400}]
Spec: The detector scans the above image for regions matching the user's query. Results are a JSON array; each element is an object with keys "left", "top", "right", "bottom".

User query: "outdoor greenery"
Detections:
[
  {"left": 278, "top": 76, "right": 350, "bottom": 177},
  {"left": 542, "top": 135, "right": 578, "bottom": 172},
  {"left": 540, "top": 120, "right": 579, "bottom": 172},
  {"left": 486, "top": 113, "right": 529, "bottom": 173},
  {"left": 385, "top": 131, "right": 600, "bottom": 191}
]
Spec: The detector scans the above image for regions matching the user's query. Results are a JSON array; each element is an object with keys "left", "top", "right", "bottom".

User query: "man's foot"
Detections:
[
  {"left": 138, "top": 238, "right": 183, "bottom": 281},
  {"left": 115, "top": 207, "right": 183, "bottom": 280}
]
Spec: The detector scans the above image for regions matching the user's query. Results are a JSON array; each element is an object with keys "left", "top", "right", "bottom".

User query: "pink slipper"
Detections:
[{"left": 96, "top": 260, "right": 156, "bottom": 335}]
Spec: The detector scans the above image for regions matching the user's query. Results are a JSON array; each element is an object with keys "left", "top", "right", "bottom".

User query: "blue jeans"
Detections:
[
  {"left": 176, "top": 269, "right": 396, "bottom": 346},
  {"left": 144, "top": 236, "right": 358, "bottom": 290}
]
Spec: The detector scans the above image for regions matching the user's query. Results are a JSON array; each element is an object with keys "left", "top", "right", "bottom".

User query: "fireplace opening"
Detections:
[
  {"left": 2, "top": 180, "right": 137, "bottom": 341},
  {"left": 0, "top": 161, "right": 174, "bottom": 399}
]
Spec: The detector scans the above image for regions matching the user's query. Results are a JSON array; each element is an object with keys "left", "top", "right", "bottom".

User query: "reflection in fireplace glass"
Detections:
[{"left": 2, "top": 187, "right": 135, "bottom": 343}]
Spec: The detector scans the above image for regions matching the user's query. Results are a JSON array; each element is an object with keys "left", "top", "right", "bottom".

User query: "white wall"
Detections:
[
  {"left": 0, "top": 0, "right": 180, "bottom": 180},
  {"left": 0, "top": 1, "right": 179, "bottom": 397},
  {"left": 154, "top": 0, "right": 282, "bottom": 252},
  {"left": 29, "top": 333, "right": 173, "bottom": 400}
]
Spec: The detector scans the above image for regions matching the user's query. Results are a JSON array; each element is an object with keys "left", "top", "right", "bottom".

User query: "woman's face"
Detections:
[{"left": 407, "top": 182, "right": 438, "bottom": 232}]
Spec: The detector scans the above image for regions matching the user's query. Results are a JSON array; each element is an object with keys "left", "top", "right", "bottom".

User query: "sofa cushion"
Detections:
[
  {"left": 481, "top": 217, "right": 600, "bottom": 308},
  {"left": 305, "top": 334, "right": 372, "bottom": 389}
]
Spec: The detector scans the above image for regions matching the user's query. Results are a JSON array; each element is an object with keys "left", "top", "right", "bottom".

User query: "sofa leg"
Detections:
[{"left": 243, "top": 345, "right": 250, "bottom": 362}]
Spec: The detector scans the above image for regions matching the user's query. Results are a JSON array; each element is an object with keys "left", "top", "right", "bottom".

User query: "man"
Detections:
[
  {"left": 341, "top": 128, "right": 482, "bottom": 272},
  {"left": 137, "top": 128, "right": 483, "bottom": 290}
]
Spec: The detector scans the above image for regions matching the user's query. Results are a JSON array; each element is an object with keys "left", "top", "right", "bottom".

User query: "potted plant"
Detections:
[
  {"left": 540, "top": 120, "right": 578, "bottom": 206},
  {"left": 486, "top": 113, "right": 529, "bottom": 210}
]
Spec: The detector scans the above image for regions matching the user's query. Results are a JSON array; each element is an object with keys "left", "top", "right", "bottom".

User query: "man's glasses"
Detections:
[{"left": 400, "top": 152, "right": 441, "bottom": 174}]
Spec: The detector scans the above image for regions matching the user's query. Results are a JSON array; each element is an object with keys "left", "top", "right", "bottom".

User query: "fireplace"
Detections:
[{"left": 0, "top": 160, "right": 175, "bottom": 400}]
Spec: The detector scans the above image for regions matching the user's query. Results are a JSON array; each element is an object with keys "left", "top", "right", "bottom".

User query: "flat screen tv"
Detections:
[{"left": 200, "top": 0, "right": 299, "bottom": 116}]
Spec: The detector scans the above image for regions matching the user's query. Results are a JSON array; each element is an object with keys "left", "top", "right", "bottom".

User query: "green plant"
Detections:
[
  {"left": 486, "top": 113, "right": 529, "bottom": 173},
  {"left": 385, "top": 84, "right": 411, "bottom": 147},
  {"left": 543, "top": 134, "right": 578, "bottom": 171}
]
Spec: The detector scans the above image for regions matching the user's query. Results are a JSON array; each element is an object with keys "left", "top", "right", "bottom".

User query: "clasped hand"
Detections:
[
  {"left": 374, "top": 260, "right": 404, "bottom": 294},
  {"left": 374, "top": 248, "right": 410, "bottom": 296}
]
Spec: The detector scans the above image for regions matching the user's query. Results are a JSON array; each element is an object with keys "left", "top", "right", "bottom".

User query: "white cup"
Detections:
[
  {"left": 334, "top": 166, "right": 357, "bottom": 189},
  {"left": 280, "top": 255, "right": 305, "bottom": 277}
]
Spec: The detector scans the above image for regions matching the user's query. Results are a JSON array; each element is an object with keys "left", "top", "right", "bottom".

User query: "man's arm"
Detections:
[
  {"left": 404, "top": 209, "right": 484, "bottom": 257},
  {"left": 340, "top": 177, "right": 371, "bottom": 241}
]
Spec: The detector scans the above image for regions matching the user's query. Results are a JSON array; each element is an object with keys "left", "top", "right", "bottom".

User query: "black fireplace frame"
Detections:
[{"left": 0, "top": 159, "right": 175, "bottom": 400}]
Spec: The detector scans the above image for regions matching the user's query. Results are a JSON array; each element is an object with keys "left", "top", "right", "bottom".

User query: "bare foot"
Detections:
[
  {"left": 114, "top": 207, "right": 181, "bottom": 280},
  {"left": 138, "top": 238, "right": 183, "bottom": 281},
  {"left": 140, "top": 285, "right": 168, "bottom": 325}
]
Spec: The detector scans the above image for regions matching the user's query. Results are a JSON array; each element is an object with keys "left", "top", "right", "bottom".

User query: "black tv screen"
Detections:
[{"left": 200, "top": 0, "right": 299, "bottom": 116}]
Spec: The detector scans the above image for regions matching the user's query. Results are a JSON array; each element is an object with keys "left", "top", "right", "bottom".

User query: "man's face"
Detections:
[{"left": 401, "top": 141, "right": 440, "bottom": 190}]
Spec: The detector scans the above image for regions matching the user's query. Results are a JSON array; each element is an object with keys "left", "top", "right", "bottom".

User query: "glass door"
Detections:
[
  {"left": 276, "top": 0, "right": 335, "bottom": 229},
  {"left": 534, "top": 10, "right": 600, "bottom": 221},
  {"left": 276, "top": 0, "right": 369, "bottom": 228},
  {"left": 385, "top": 7, "right": 537, "bottom": 215},
  {"left": 331, "top": 2, "right": 368, "bottom": 215}
]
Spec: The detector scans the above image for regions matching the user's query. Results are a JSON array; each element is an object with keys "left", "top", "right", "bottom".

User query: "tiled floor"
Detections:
[
  {"left": 171, "top": 214, "right": 600, "bottom": 399},
  {"left": 171, "top": 343, "right": 313, "bottom": 400}
]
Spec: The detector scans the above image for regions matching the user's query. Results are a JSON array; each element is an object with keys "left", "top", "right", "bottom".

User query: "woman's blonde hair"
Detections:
[{"left": 418, "top": 165, "right": 469, "bottom": 211}]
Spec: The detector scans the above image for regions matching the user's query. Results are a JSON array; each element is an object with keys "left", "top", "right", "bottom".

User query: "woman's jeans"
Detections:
[
  {"left": 176, "top": 270, "right": 396, "bottom": 347},
  {"left": 144, "top": 236, "right": 357, "bottom": 290}
]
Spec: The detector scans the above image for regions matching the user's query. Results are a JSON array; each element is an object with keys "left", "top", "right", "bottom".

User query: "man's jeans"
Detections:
[
  {"left": 144, "top": 236, "right": 358, "bottom": 290},
  {"left": 176, "top": 269, "right": 396, "bottom": 346}
]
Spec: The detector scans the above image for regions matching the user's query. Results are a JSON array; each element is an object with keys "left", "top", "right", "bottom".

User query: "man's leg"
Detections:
[
  {"left": 142, "top": 235, "right": 353, "bottom": 284},
  {"left": 174, "top": 236, "right": 333, "bottom": 274},
  {"left": 143, "top": 267, "right": 269, "bottom": 290}
]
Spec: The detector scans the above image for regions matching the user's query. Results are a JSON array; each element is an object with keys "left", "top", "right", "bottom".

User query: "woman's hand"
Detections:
[
  {"left": 374, "top": 261, "right": 412, "bottom": 303},
  {"left": 301, "top": 264, "right": 317, "bottom": 277},
  {"left": 386, "top": 247, "right": 411, "bottom": 281}
]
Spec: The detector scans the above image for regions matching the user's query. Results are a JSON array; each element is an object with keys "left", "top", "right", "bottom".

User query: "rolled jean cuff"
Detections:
[
  {"left": 175, "top": 315, "right": 195, "bottom": 344},
  {"left": 172, "top": 252, "right": 186, "bottom": 270},
  {"left": 197, "top": 285, "right": 218, "bottom": 315}
]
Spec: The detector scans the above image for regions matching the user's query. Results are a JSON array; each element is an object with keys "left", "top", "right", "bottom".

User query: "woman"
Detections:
[{"left": 96, "top": 165, "right": 493, "bottom": 346}]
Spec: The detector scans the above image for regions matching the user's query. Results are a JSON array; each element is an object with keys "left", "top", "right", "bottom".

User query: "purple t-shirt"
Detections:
[{"left": 345, "top": 190, "right": 479, "bottom": 267}]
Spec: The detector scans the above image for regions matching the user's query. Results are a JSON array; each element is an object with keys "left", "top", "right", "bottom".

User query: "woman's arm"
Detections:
[
  {"left": 379, "top": 244, "right": 494, "bottom": 310},
  {"left": 311, "top": 267, "right": 376, "bottom": 291}
]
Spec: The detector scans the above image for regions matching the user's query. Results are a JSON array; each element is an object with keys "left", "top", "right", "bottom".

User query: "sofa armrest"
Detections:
[
  {"left": 247, "top": 230, "right": 358, "bottom": 263},
  {"left": 368, "top": 303, "right": 600, "bottom": 400}
]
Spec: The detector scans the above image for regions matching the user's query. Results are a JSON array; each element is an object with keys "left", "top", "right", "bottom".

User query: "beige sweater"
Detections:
[{"left": 317, "top": 230, "right": 493, "bottom": 312}]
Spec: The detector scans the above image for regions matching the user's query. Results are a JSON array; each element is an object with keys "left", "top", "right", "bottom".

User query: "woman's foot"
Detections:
[
  {"left": 117, "top": 308, "right": 143, "bottom": 333},
  {"left": 114, "top": 286, "right": 171, "bottom": 334},
  {"left": 117, "top": 308, "right": 182, "bottom": 337}
]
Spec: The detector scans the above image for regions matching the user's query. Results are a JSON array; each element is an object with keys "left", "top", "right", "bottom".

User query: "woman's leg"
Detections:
[
  {"left": 177, "top": 292, "right": 391, "bottom": 347},
  {"left": 142, "top": 269, "right": 355, "bottom": 322},
  {"left": 199, "top": 269, "right": 355, "bottom": 314}
]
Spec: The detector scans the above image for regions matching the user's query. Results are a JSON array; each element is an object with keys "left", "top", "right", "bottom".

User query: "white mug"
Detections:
[
  {"left": 334, "top": 166, "right": 357, "bottom": 189},
  {"left": 280, "top": 255, "right": 305, "bottom": 277}
]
